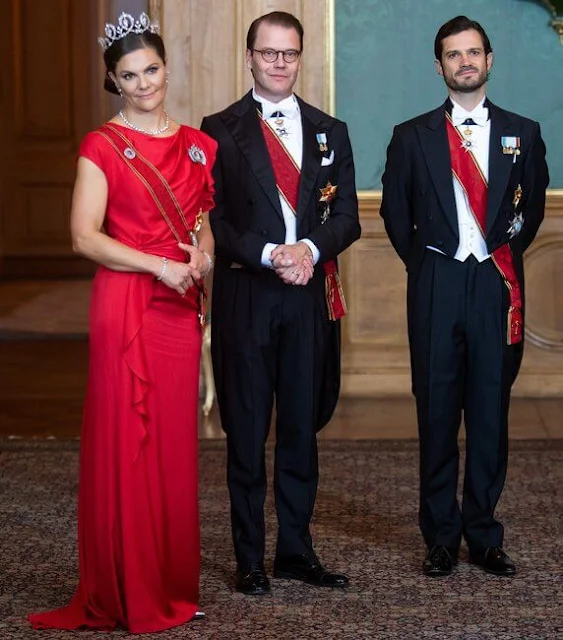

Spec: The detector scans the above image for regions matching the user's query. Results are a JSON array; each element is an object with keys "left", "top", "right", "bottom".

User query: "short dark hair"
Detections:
[
  {"left": 103, "top": 31, "right": 166, "bottom": 95},
  {"left": 434, "top": 15, "right": 492, "bottom": 61},
  {"left": 246, "top": 11, "right": 304, "bottom": 51}
]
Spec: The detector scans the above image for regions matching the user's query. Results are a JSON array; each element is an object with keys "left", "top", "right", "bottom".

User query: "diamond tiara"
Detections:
[{"left": 98, "top": 12, "right": 160, "bottom": 51}]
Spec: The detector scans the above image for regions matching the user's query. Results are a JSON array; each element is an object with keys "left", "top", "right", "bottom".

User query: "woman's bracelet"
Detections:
[
  {"left": 156, "top": 257, "right": 168, "bottom": 281},
  {"left": 202, "top": 251, "right": 214, "bottom": 276}
]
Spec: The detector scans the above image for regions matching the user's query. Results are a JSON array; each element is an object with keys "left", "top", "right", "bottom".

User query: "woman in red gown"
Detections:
[{"left": 28, "top": 13, "right": 216, "bottom": 634}]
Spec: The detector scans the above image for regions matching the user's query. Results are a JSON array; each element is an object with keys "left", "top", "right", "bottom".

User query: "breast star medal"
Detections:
[
  {"left": 320, "top": 182, "right": 337, "bottom": 202},
  {"left": 319, "top": 182, "right": 338, "bottom": 223},
  {"left": 512, "top": 184, "right": 523, "bottom": 208},
  {"left": 508, "top": 184, "right": 524, "bottom": 239},
  {"left": 508, "top": 212, "right": 523, "bottom": 239}
]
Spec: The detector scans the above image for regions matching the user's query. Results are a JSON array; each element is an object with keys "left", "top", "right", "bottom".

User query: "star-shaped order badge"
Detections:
[
  {"left": 508, "top": 212, "right": 523, "bottom": 239},
  {"left": 319, "top": 182, "right": 337, "bottom": 223},
  {"left": 512, "top": 184, "right": 523, "bottom": 208},
  {"left": 320, "top": 182, "right": 337, "bottom": 203},
  {"left": 460, "top": 138, "right": 474, "bottom": 152}
]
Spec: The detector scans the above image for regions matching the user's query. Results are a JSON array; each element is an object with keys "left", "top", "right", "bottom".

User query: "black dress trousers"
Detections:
[
  {"left": 409, "top": 250, "right": 521, "bottom": 553},
  {"left": 212, "top": 268, "right": 331, "bottom": 568}
]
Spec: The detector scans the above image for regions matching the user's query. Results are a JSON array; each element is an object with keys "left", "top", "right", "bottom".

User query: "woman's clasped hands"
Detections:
[{"left": 163, "top": 242, "right": 213, "bottom": 297}]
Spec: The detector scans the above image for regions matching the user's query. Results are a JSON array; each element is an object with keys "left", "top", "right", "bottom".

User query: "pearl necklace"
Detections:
[{"left": 118, "top": 110, "right": 170, "bottom": 135}]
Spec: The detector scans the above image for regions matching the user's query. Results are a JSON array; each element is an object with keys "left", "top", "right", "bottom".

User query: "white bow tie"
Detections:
[
  {"left": 452, "top": 104, "right": 489, "bottom": 127},
  {"left": 262, "top": 96, "right": 299, "bottom": 120}
]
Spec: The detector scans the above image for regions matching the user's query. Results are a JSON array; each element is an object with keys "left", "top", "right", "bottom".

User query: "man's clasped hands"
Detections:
[{"left": 270, "top": 241, "right": 314, "bottom": 286}]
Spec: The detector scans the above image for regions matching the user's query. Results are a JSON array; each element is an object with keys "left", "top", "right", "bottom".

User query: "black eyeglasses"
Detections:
[{"left": 251, "top": 48, "right": 301, "bottom": 63}]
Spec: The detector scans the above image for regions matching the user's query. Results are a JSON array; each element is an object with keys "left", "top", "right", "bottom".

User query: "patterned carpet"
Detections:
[{"left": 1, "top": 439, "right": 561, "bottom": 639}]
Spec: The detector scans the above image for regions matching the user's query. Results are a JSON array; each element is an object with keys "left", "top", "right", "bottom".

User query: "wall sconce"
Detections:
[{"left": 540, "top": 0, "right": 563, "bottom": 44}]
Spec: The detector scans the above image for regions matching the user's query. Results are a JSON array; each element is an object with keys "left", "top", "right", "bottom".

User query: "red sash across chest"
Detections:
[
  {"left": 445, "top": 113, "right": 522, "bottom": 345},
  {"left": 97, "top": 123, "right": 207, "bottom": 327},
  {"left": 259, "top": 114, "right": 347, "bottom": 321}
]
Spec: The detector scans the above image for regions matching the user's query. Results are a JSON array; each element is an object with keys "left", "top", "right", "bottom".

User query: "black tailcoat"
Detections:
[
  {"left": 380, "top": 99, "right": 549, "bottom": 552},
  {"left": 381, "top": 99, "right": 548, "bottom": 338},
  {"left": 202, "top": 91, "right": 360, "bottom": 430},
  {"left": 201, "top": 91, "right": 360, "bottom": 564}
]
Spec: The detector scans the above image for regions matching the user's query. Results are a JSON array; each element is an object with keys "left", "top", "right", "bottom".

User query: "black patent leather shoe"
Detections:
[
  {"left": 235, "top": 563, "right": 271, "bottom": 595},
  {"left": 422, "top": 545, "right": 457, "bottom": 577},
  {"left": 273, "top": 553, "right": 349, "bottom": 588},
  {"left": 470, "top": 547, "right": 516, "bottom": 576}
]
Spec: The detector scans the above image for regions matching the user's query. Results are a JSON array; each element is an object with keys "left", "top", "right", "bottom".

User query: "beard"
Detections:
[{"left": 444, "top": 67, "right": 489, "bottom": 93}]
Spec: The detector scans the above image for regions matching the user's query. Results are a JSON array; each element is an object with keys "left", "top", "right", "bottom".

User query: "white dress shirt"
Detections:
[
  {"left": 252, "top": 89, "right": 320, "bottom": 267},
  {"left": 428, "top": 98, "right": 491, "bottom": 263}
]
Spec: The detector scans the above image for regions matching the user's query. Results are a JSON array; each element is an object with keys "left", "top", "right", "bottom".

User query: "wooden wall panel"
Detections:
[
  {"left": 15, "top": 1, "right": 72, "bottom": 139},
  {"left": 157, "top": 0, "right": 238, "bottom": 127},
  {"left": 0, "top": 0, "right": 13, "bottom": 262},
  {"left": 19, "top": 186, "right": 72, "bottom": 250},
  {"left": 154, "top": 0, "right": 330, "bottom": 127},
  {"left": 512, "top": 194, "right": 563, "bottom": 397},
  {"left": 347, "top": 232, "right": 407, "bottom": 346},
  {"left": 524, "top": 224, "right": 563, "bottom": 351},
  {"left": 341, "top": 193, "right": 563, "bottom": 397}
]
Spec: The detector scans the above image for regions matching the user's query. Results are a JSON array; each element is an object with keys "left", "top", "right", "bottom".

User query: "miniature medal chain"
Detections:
[
  {"left": 190, "top": 209, "right": 207, "bottom": 329},
  {"left": 189, "top": 209, "right": 203, "bottom": 247},
  {"left": 461, "top": 117, "right": 473, "bottom": 139},
  {"left": 459, "top": 118, "right": 476, "bottom": 151},
  {"left": 271, "top": 111, "right": 290, "bottom": 138}
]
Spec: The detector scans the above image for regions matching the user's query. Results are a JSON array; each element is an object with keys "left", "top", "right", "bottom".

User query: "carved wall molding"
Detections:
[{"left": 340, "top": 192, "right": 563, "bottom": 397}]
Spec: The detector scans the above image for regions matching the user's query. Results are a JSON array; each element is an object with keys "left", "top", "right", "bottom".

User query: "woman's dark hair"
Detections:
[
  {"left": 434, "top": 15, "right": 492, "bottom": 61},
  {"left": 103, "top": 31, "right": 166, "bottom": 95},
  {"left": 246, "top": 11, "right": 304, "bottom": 52}
]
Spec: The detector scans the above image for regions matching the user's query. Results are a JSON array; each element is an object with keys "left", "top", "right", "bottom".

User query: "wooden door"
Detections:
[{"left": 0, "top": 0, "right": 103, "bottom": 277}]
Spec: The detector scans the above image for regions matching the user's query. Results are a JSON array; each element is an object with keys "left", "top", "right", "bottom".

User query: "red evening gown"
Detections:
[{"left": 28, "top": 124, "right": 217, "bottom": 634}]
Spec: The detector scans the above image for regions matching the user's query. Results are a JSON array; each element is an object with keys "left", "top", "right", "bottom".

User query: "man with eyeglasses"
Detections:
[{"left": 201, "top": 11, "right": 360, "bottom": 596}]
